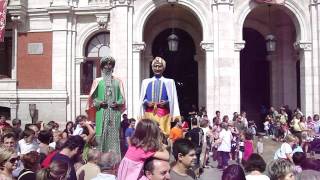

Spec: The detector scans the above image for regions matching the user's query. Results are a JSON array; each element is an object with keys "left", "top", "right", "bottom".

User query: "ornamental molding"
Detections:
[
  {"left": 200, "top": 42, "right": 214, "bottom": 51},
  {"left": 311, "top": 0, "right": 320, "bottom": 5},
  {"left": 212, "top": 0, "right": 234, "bottom": 5},
  {"left": 132, "top": 42, "right": 146, "bottom": 52},
  {"left": 294, "top": 42, "right": 312, "bottom": 51},
  {"left": 75, "top": 57, "right": 86, "bottom": 64},
  {"left": 96, "top": 14, "right": 110, "bottom": 29},
  {"left": 234, "top": 41, "right": 246, "bottom": 51},
  {"left": 111, "top": 0, "right": 132, "bottom": 7}
]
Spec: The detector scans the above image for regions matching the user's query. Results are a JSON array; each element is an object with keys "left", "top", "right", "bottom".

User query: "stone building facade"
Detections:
[{"left": 0, "top": 0, "right": 318, "bottom": 124}]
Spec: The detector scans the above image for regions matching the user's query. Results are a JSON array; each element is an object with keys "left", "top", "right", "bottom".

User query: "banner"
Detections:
[
  {"left": 0, "top": 0, "right": 8, "bottom": 42},
  {"left": 254, "top": 0, "right": 285, "bottom": 4}
]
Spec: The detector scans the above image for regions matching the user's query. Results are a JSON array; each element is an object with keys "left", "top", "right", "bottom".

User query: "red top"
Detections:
[{"left": 41, "top": 150, "right": 58, "bottom": 168}]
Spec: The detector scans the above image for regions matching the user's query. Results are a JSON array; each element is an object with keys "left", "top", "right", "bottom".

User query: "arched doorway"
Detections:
[
  {"left": 242, "top": 5, "right": 299, "bottom": 126},
  {"left": 151, "top": 28, "right": 198, "bottom": 117},
  {"left": 240, "top": 28, "right": 269, "bottom": 128}
]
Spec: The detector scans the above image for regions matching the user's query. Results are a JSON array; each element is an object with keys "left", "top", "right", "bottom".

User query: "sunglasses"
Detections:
[{"left": 7, "top": 156, "right": 20, "bottom": 164}]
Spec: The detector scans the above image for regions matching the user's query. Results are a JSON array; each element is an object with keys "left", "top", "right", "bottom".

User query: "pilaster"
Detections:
[
  {"left": 201, "top": 41, "right": 215, "bottom": 120},
  {"left": 294, "top": 41, "right": 313, "bottom": 116},
  {"left": 110, "top": 1, "right": 133, "bottom": 116},
  {"left": 48, "top": 5, "right": 75, "bottom": 121},
  {"left": 233, "top": 41, "right": 245, "bottom": 114},
  {"left": 309, "top": 1, "right": 320, "bottom": 114},
  {"left": 75, "top": 57, "right": 85, "bottom": 116},
  {"left": 212, "top": 0, "right": 236, "bottom": 116},
  {"left": 131, "top": 43, "right": 145, "bottom": 118}
]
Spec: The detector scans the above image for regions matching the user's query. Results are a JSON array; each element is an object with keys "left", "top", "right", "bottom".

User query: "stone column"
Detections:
[
  {"left": 294, "top": 42, "right": 312, "bottom": 116},
  {"left": 310, "top": 1, "right": 320, "bottom": 114},
  {"left": 194, "top": 54, "right": 206, "bottom": 109},
  {"left": 212, "top": 0, "right": 236, "bottom": 116},
  {"left": 234, "top": 41, "right": 245, "bottom": 113},
  {"left": 110, "top": 0, "right": 133, "bottom": 115},
  {"left": 7, "top": 3, "right": 27, "bottom": 119},
  {"left": 131, "top": 43, "right": 145, "bottom": 118},
  {"left": 201, "top": 42, "right": 214, "bottom": 120},
  {"left": 75, "top": 57, "right": 85, "bottom": 116},
  {"left": 277, "top": 24, "right": 297, "bottom": 108},
  {"left": 267, "top": 54, "right": 278, "bottom": 106}
]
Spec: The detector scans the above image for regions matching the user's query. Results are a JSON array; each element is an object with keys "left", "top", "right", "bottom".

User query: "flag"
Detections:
[
  {"left": 254, "top": 0, "right": 285, "bottom": 4},
  {"left": 0, "top": 0, "right": 8, "bottom": 42}
]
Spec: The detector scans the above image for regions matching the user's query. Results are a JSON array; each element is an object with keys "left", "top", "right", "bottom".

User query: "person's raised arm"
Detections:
[{"left": 153, "top": 146, "right": 170, "bottom": 161}]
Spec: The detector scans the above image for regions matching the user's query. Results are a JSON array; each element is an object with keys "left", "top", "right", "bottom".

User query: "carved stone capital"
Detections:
[
  {"left": 200, "top": 42, "right": 214, "bottom": 52},
  {"left": 111, "top": 0, "right": 132, "bottom": 7},
  {"left": 212, "top": 0, "right": 234, "bottom": 5},
  {"left": 96, "top": 14, "right": 110, "bottom": 29},
  {"left": 234, "top": 41, "right": 246, "bottom": 52},
  {"left": 311, "top": 0, "right": 320, "bottom": 5},
  {"left": 294, "top": 42, "right": 312, "bottom": 51},
  {"left": 132, "top": 42, "right": 146, "bottom": 52}
]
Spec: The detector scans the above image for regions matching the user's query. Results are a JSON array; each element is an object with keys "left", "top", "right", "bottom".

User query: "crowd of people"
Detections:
[{"left": 0, "top": 104, "right": 319, "bottom": 180}]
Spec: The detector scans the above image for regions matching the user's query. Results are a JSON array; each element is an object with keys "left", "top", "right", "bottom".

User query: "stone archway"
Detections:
[
  {"left": 236, "top": 1, "right": 313, "bottom": 115},
  {"left": 241, "top": 4, "right": 299, "bottom": 121}
]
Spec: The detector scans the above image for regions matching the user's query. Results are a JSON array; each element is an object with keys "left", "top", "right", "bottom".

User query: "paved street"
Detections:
[{"left": 199, "top": 137, "right": 280, "bottom": 180}]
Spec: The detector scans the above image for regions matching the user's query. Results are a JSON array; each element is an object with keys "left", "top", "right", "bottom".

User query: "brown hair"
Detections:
[
  {"left": 130, "top": 119, "right": 161, "bottom": 151},
  {"left": 21, "top": 151, "right": 40, "bottom": 170},
  {"left": 36, "top": 160, "right": 69, "bottom": 180}
]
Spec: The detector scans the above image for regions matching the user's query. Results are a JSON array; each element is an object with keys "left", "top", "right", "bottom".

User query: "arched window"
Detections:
[{"left": 81, "top": 32, "right": 110, "bottom": 94}]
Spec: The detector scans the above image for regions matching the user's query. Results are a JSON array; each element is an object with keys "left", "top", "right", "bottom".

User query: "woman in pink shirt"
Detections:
[{"left": 243, "top": 132, "right": 254, "bottom": 162}]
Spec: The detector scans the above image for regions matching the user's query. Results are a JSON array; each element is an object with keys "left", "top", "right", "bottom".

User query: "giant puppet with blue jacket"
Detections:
[{"left": 139, "top": 57, "right": 180, "bottom": 135}]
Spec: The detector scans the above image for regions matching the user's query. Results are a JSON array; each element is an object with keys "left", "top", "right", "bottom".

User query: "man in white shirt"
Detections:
[
  {"left": 217, "top": 122, "right": 233, "bottom": 169},
  {"left": 18, "top": 129, "right": 39, "bottom": 155}
]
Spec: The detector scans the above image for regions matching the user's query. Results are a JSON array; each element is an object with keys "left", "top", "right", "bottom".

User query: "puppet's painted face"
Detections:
[{"left": 152, "top": 62, "right": 164, "bottom": 76}]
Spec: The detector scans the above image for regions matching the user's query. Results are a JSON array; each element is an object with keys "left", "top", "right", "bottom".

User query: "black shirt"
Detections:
[
  {"left": 185, "top": 127, "right": 204, "bottom": 148},
  {"left": 18, "top": 169, "right": 36, "bottom": 180}
]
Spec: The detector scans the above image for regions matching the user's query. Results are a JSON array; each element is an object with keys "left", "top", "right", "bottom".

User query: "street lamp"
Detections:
[
  {"left": 266, "top": 5, "right": 276, "bottom": 53},
  {"left": 167, "top": 3, "right": 179, "bottom": 52}
]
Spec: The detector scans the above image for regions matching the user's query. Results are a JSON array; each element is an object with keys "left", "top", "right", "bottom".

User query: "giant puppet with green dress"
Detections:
[
  {"left": 86, "top": 56, "right": 126, "bottom": 154},
  {"left": 139, "top": 57, "right": 180, "bottom": 135}
]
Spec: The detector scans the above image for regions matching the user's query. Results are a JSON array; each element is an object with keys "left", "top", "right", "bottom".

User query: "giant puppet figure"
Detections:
[
  {"left": 87, "top": 56, "right": 126, "bottom": 154},
  {"left": 139, "top": 57, "right": 180, "bottom": 135}
]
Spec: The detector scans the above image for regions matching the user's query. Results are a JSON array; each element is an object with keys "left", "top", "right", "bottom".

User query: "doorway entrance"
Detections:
[
  {"left": 240, "top": 28, "right": 270, "bottom": 127},
  {"left": 151, "top": 28, "right": 198, "bottom": 117}
]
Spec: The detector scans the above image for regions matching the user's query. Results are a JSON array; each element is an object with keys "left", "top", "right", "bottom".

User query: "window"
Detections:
[
  {"left": 0, "top": 37, "right": 12, "bottom": 79},
  {"left": 81, "top": 32, "right": 110, "bottom": 94}
]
